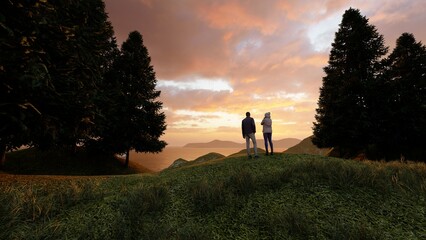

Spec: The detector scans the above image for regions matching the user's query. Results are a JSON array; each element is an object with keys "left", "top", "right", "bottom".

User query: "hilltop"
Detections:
[
  {"left": 284, "top": 135, "right": 331, "bottom": 156},
  {"left": 184, "top": 138, "right": 301, "bottom": 149},
  {"left": 1, "top": 151, "right": 425, "bottom": 239},
  {"left": 168, "top": 152, "right": 225, "bottom": 169},
  {"left": 184, "top": 140, "right": 242, "bottom": 148}
]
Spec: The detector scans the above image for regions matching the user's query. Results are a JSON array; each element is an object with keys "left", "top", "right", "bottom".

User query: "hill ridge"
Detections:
[
  {"left": 184, "top": 138, "right": 301, "bottom": 149},
  {"left": 284, "top": 135, "right": 331, "bottom": 156}
]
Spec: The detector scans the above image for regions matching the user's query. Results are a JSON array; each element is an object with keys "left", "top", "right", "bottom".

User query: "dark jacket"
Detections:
[{"left": 242, "top": 117, "right": 256, "bottom": 138}]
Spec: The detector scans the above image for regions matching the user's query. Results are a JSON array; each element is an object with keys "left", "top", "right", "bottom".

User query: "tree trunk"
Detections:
[
  {"left": 0, "top": 143, "right": 6, "bottom": 170},
  {"left": 125, "top": 149, "right": 130, "bottom": 168}
]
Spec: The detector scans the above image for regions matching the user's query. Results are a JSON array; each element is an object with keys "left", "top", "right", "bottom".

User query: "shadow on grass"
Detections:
[{"left": 2, "top": 148, "right": 151, "bottom": 175}]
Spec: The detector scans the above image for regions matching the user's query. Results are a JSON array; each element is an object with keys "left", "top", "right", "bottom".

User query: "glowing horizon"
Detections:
[{"left": 105, "top": 0, "right": 426, "bottom": 146}]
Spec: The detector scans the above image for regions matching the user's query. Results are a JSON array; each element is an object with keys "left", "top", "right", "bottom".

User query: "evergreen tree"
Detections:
[
  {"left": 0, "top": 0, "right": 117, "bottom": 161},
  {"left": 312, "top": 8, "right": 388, "bottom": 157},
  {"left": 99, "top": 31, "right": 167, "bottom": 167},
  {"left": 36, "top": 0, "right": 117, "bottom": 151},
  {"left": 0, "top": 0, "right": 55, "bottom": 162},
  {"left": 382, "top": 33, "right": 426, "bottom": 160}
]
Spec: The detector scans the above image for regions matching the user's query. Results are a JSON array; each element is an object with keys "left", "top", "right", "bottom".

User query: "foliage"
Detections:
[
  {"left": 313, "top": 8, "right": 426, "bottom": 161},
  {"left": 1, "top": 153, "right": 425, "bottom": 239},
  {"left": 42, "top": 0, "right": 117, "bottom": 149},
  {"left": 313, "top": 8, "right": 388, "bottom": 158},
  {"left": 379, "top": 33, "right": 426, "bottom": 160},
  {"left": 0, "top": 0, "right": 52, "bottom": 155},
  {"left": 0, "top": 0, "right": 168, "bottom": 166},
  {"left": 0, "top": 0, "right": 118, "bottom": 156},
  {"left": 95, "top": 31, "right": 166, "bottom": 166}
]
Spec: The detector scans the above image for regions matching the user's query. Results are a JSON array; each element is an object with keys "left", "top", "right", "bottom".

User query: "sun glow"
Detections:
[
  {"left": 158, "top": 77, "right": 234, "bottom": 93},
  {"left": 171, "top": 110, "right": 241, "bottom": 129},
  {"left": 105, "top": 0, "right": 426, "bottom": 146}
]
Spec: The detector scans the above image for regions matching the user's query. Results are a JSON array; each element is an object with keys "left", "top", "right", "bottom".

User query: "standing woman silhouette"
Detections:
[{"left": 261, "top": 112, "right": 273, "bottom": 155}]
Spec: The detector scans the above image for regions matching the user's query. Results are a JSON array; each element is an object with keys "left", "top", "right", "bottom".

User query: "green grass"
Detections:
[{"left": 1, "top": 152, "right": 426, "bottom": 239}]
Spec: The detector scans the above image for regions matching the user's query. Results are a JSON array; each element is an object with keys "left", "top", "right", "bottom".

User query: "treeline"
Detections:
[
  {"left": 0, "top": 0, "right": 166, "bottom": 166},
  {"left": 313, "top": 8, "right": 426, "bottom": 161}
]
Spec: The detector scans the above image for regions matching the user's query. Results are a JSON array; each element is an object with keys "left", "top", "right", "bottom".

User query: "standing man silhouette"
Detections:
[{"left": 242, "top": 112, "right": 258, "bottom": 159}]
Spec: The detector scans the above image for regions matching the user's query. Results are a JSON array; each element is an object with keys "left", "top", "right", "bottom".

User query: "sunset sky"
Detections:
[{"left": 104, "top": 0, "right": 426, "bottom": 146}]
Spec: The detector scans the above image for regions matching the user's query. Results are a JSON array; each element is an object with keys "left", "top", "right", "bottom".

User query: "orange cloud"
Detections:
[
  {"left": 197, "top": 1, "right": 278, "bottom": 35},
  {"left": 105, "top": 0, "right": 426, "bottom": 146}
]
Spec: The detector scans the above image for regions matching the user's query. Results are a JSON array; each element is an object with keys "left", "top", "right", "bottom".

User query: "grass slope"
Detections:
[
  {"left": 1, "top": 153, "right": 426, "bottom": 239},
  {"left": 168, "top": 152, "right": 226, "bottom": 169},
  {"left": 284, "top": 135, "right": 331, "bottom": 156},
  {"left": 2, "top": 148, "right": 150, "bottom": 175}
]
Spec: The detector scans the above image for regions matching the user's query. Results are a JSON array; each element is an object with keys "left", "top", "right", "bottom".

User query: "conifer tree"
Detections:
[
  {"left": 313, "top": 8, "right": 388, "bottom": 157},
  {"left": 38, "top": 0, "right": 117, "bottom": 151},
  {"left": 99, "top": 31, "right": 167, "bottom": 167},
  {"left": 0, "top": 0, "right": 117, "bottom": 160},
  {"left": 382, "top": 33, "right": 426, "bottom": 160}
]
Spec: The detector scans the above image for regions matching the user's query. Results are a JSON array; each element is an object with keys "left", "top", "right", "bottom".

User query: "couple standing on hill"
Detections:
[{"left": 241, "top": 112, "right": 273, "bottom": 159}]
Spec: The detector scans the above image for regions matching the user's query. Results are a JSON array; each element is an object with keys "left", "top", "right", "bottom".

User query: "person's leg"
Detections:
[
  {"left": 250, "top": 133, "right": 258, "bottom": 156},
  {"left": 263, "top": 133, "right": 269, "bottom": 155},
  {"left": 245, "top": 135, "right": 251, "bottom": 157},
  {"left": 268, "top": 133, "right": 273, "bottom": 155}
]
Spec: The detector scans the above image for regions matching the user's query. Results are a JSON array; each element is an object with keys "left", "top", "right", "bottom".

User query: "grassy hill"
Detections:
[
  {"left": 1, "top": 151, "right": 425, "bottom": 239},
  {"left": 284, "top": 135, "right": 331, "bottom": 156},
  {"left": 168, "top": 152, "right": 225, "bottom": 169},
  {"left": 2, "top": 148, "right": 150, "bottom": 175},
  {"left": 183, "top": 140, "right": 242, "bottom": 148},
  {"left": 183, "top": 138, "right": 301, "bottom": 149}
]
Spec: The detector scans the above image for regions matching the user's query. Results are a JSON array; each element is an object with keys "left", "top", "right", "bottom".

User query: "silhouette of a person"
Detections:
[
  {"left": 242, "top": 112, "right": 258, "bottom": 158},
  {"left": 261, "top": 112, "right": 273, "bottom": 155}
]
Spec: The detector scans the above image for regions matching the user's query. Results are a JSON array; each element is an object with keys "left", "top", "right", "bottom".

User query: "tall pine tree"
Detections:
[
  {"left": 0, "top": 0, "right": 56, "bottom": 163},
  {"left": 99, "top": 31, "right": 166, "bottom": 167},
  {"left": 313, "top": 8, "right": 388, "bottom": 157},
  {"left": 36, "top": 0, "right": 117, "bottom": 151},
  {"left": 382, "top": 33, "right": 426, "bottom": 160},
  {"left": 0, "top": 0, "right": 117, "bottom": 162}
]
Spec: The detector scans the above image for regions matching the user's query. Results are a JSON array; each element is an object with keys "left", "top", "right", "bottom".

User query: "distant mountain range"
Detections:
[{"left": 183, "top": 138, "right": 301, "bottom": 149}]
